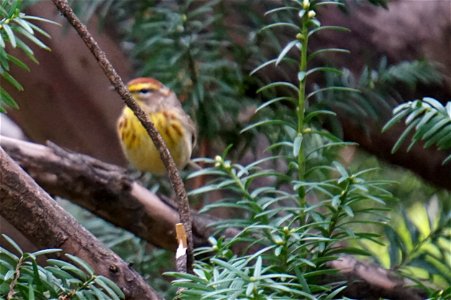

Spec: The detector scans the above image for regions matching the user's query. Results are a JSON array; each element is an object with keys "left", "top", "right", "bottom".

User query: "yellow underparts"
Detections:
[{"left": 118, "top": 107, "right": 190, "bottom": 175}]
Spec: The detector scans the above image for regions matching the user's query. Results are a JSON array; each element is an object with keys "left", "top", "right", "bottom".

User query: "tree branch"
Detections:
[
  {"left": 328, "top": 256, "right": 426, "bottom": 300},
  {"left": 51, "top": 0, "right": 193, "bottom": 272},
  {"left": 340, "top": 117, "right": 451, "bottom": 190},
  {"left": 0, "top": 146, "right": 162, "bottom": 300},
  {"left": 0, "top": 136, "right": 209, "bottom": 250}
]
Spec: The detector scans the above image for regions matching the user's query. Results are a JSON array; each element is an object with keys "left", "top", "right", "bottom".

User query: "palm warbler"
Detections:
[{"left": 117, "top": 77, "right": 196, "bottom": 175}]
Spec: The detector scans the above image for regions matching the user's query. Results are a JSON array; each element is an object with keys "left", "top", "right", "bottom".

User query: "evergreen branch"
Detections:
[
  {"left": 383, "top": 98, "right": 451, "bottom": 165},
  {"left": 0, "top": 0, "right": 56, "bottom": 112},
  {"left": 0, "top": 234, "right": 125, "bottom": 299},
  {"left": 379, "top": 198, "right": 451, "bottom": 288},
  {"left": 312, "top": 59, "right": 443, "bottom": 127}
]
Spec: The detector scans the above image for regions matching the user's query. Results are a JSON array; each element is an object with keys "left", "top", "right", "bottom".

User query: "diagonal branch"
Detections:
[
  {"left": 0, "top": 136, "right": 210, "bottom": 250},
  {"left": 50, "top": 0, "right": 193, "bottom": 272},
  {"left": 0, "top": 146, "right": 162, "bottom": 300}
]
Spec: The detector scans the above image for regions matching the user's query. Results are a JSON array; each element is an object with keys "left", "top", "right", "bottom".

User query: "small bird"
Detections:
[{"left": 117, "top": 77, "right": 196, "bottom": 175}]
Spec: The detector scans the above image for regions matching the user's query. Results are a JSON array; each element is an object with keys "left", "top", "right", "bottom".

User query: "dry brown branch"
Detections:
[
  {"left": 1, "top": 136, "right": 426, "bottom": 299},
  {"left": 328, "top": 256, "right": 426, "bottom": 300},
  {"left": 0, "top": 146, "right": 162, "bottom": 300},
  {"left": 50, "top": 0, "right": 193, "bottom": 272},
  {"left": 0, "top": 136, "right": 208, "bottom": 250}
]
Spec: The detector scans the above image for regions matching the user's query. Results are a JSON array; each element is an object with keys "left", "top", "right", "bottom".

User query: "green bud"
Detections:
[
  {"left": 223, "top": 161, "right": 231, "bottom": 170},
  {"left": 308, "top": 10, "right": 316, "bottom": 19},
  {"left": 214, "top": 155, "right": 223, "bottom": 167}
]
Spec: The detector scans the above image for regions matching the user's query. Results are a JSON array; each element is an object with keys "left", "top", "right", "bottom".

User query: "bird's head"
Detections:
[{"left": 127, "top": 77, "right": 171, "bottom": 105}]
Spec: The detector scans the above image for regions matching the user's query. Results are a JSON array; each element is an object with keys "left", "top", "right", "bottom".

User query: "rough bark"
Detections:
[
  {"left": 328, "top": 256, "right": 426, "bottom": 300},
  {"left": 0, "top": 135, "right": 207, "bottom": 250},
  {"left": 0, "top": 147, "right": 162, "bottom": 300}
]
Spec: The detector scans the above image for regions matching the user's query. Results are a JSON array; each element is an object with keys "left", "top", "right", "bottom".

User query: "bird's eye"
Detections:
[{"left": 139, "top": 89, "right": 151, "bottom": 94}]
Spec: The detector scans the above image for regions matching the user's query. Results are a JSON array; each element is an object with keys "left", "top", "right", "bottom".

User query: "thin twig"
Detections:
[
  {"left": 7, "top": 256, "right": 23, "bottom": 300},
  {"left": 51, "top": 0, "right": 193, "bottom": 272}
]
